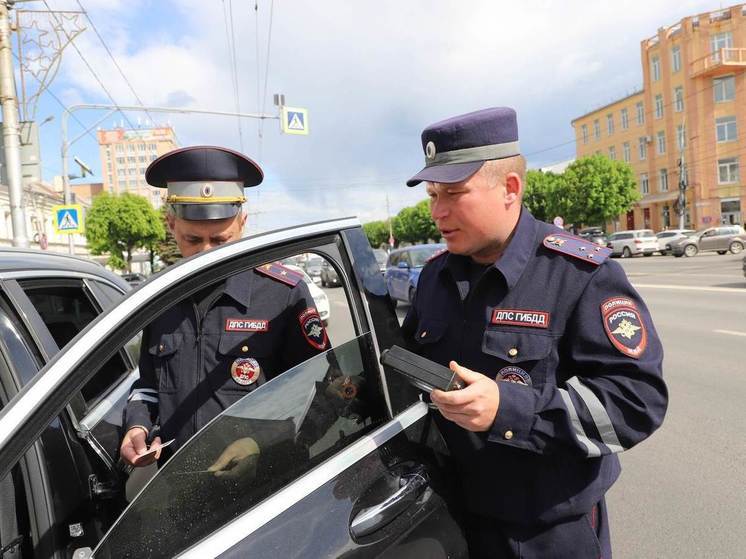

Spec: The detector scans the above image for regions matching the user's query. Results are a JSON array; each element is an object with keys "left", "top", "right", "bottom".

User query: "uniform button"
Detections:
[
  {"left": 241, "top": 345, "right": 249, "bottom": 353},
  {"left": 508, "top": 347, "right": 518, "bottom": 357},
  {"left": 504, "top": 430, "right": 514, "bottom": 440},
  {"left": 158, "top": 344, "right": 165, "bottom": 352},
  {"left": 421, "top": 331, "right": 428, "bottom": 338}
]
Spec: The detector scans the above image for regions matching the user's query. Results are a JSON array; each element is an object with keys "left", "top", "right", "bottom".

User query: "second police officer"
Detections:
[
  {"left": 402, "top": 108, "right": 668, "bottom": 558},
  {"left": 119, "top": 146, "right": 330, "bottom": 474}
]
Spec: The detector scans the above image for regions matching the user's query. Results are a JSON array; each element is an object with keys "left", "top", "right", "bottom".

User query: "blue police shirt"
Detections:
[{"left": 402, "top": 208, "right": 667, "bottom": 525}]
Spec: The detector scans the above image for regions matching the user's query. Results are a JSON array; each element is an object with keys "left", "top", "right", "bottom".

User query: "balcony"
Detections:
[{"left": 690, "top": 48, "right": 746, "bottom": 78}]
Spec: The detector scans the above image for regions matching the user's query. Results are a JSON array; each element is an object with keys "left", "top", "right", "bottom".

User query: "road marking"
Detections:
[
  {"left": 632, "top": 283, "right": 746, "bottom": 294},
  {"left": 714, "top": 329, "right": 746, "bottom": 337}
]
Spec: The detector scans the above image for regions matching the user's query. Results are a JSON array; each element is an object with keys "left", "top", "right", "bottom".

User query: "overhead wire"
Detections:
[
  {"left": 258, "top": 0, "right": 274, "bottom": 154},
  {"left": 42, "top": 0, "right": 136, "bottom": 130},
  {"left": 222, "top": 0, "right": 245, "bottom": 152}
]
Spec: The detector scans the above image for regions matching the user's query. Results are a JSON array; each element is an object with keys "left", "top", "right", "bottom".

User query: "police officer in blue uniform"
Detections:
[
  {"left": 403, "top": 108, "right": 667, "bottom": 558},
  {"left": 120, "top": 146, "right": 329, "bottom": 473}
]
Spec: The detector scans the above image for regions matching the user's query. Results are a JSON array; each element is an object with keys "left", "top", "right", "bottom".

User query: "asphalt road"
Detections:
[{"left": 380, "top": 252, "right": 746, "bottom": 558}]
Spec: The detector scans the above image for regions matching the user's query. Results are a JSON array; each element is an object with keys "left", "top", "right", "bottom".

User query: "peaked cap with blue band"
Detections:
[
  {"left": 147, "top": 145, "right": 263, "bottom": 221},
  {"left": 407, "top": 107, "right": 520, "bottom": 187}
]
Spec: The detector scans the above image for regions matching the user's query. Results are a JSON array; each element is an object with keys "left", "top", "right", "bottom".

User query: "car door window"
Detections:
[{"left": 96, "top": 333, "right": 385, "bottom": 557}]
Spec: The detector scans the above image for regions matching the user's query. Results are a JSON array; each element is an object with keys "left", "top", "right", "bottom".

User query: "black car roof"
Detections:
[{"left": 0, "top": 247, "right": 129, "bottom": 289}]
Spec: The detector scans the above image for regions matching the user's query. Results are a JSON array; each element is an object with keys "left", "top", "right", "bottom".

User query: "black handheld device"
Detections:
[{"left": 380, "top": 345, "right": 465, "bottom": 393}]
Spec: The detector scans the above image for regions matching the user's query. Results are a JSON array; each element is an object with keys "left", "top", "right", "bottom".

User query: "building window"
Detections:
[
  {"left": 116, "top": 157, "right": 125, "bottom": 164},
  {"left": 671, "top": 45, "right": 681, "bottom": 73},
  {"left": 148, "top": 143, "right": 157, "bottom": 151},
  {"left": 651, "top": 55, "right": 661, "bottom": 81},
  {"left": 117, "top": 169, "right": 125, "bottom": 177},
  {"left": 106, "top": 162, "right": 112, "bottom": 171},
  {"left": 115, "top": 145, "right": 124, "bottom": 153},
  {"left": 620, "top": 108, "right": 629, "bottom": 130},
  {"left": 128, "top": 168, "right": 137, "bottom": 176},
  {"left": 607, "top": 114, "right": 614, "bottom": 135},
  {"left": 128, "top": 144, "right": 135, "bottom": 152},
  {"left": 714, "top": 76, "right": 735, "bottom": 102},
  {"left": 718, "top": 158, "right": 739, "bottom": 184},
  {"left": 623, "top": 142, "right": 631, "bottom": 162},
  {"left": 655, "top": 94, "right": 664, "bottom": 119},
  {"left": 677, "top": 124, "right": 686, "bottom": 150},
  {"left": 581, "top": 124, "right": 588, "bottom": 144},
  {"left": 593, "top": 119, "right": 601, "bottom": 140},
  {"left": 107, "top": 174, "right": 113, "bottom": 184},
  {"left": 138, "top": 155, "right": 147, "bottom": 163},
  {"left": 139, "top": 143, "right": 146, "bottom": 152},
  {"left": 659, "top": 169, "right": 668, "bottom": 192},
  {"left": 609, "top": 146, "right": 616, "bottom": 160},
  {"left": 657, "top": 131, "right": 666, "bottom": 155},
  {"left": 674, "top": 87, "right": 684, "bottom": 112},
  {"left": 118, "top": 179, "right": 127, "bottom": 189},
  {"left": 127, "top": 156, "right": 136, "bottom": 163},
  {"left": 638, "top": 137, "right": 647, "bottom": 160},
  {"left": 636, "top": 101, "right": 645, "bottom": 125},
  {"left": 716, "top": 116, "right": 737, "bottom": 142},
  {"left": 710, "top": 31, "right": 733, "bottom": 59},
  {"left": 641, "top": 173, "right": 649, "bottom": 194},
  {"left": 150, "top": 154, "right": 157, "bottom": 161}
]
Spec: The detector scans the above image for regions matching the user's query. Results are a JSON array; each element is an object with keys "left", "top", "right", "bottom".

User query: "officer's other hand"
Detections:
[
  {"left": 208, "top": 437, "right": 261, "bottom": 479},
  {"left": 120, "top": 427, "right": 162, "bottom": 467},
  {"left": 430, "top": 361, "right": 500, "bottom": 432}
]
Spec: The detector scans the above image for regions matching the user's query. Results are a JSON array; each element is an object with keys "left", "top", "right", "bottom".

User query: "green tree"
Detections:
[
  {"left": 562, "top": 155, "right": 640, "bottom": 227},
  {"left": 362, "top": 220, "right": 390, "bottom": 248},
  {"left": 524, "top": 170, "right": 567, "bottom": 223},
  {"left": 152, "top": 206, "right": 181, "bottom": 269},
  {"left": 86, "top": 193, "right": 166, "bottom": 271},
  {"left": 393, "top": 200, "right": 439, "bottom": 244}
]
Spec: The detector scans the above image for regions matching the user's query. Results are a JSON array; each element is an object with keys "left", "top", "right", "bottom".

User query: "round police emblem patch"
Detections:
[
  {"left": 299, "top": 308, "right": 327, "bottom": 350},
  {"left": 230, "top": 357, "right": 261, "bottom": 386},
  {"left": 600, "top": 297, "right": 647, "bottom": 359},
  {"left": 425, "top": 141, "right": 437, "bottom": 160},
  {"left": 495, "top": 366, "right": 532, "bottom": 386}
]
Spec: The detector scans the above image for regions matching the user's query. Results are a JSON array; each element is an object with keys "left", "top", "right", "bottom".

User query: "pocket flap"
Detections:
[
  {"left": 482, "top": 330, "right": 553, "bottom": 363},
  {"left": 218, "top": 332, "right": 270, "bottom": 356},
  {"left": 415, "top": 318, "right": 448, "bottom": 345},
  {"left": 148, "top": 333, "right": 183, "bottom": 357}
]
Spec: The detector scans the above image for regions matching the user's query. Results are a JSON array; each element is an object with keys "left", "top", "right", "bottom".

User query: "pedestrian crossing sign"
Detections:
[
  {"left": 52, "top": 204, "right": 84, "bottom": 234},
  {"left": 281, "top": 106, "right": 309, "bottom": 135}
]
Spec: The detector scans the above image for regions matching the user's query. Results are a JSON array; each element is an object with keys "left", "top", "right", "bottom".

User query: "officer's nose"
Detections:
[{"left": 430, "top": 198, "right": 449, "bottom": 221}]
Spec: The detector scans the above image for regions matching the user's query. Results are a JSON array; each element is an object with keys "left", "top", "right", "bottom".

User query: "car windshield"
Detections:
[
  {"left": 95, "top": 333, "right": 384, "bottom": 557},
  {"left": 372, "top": 249, "right": 387, "bottom": 265},
  {"left": 410, "top": 245, "right": 443, "bottom": 267}
]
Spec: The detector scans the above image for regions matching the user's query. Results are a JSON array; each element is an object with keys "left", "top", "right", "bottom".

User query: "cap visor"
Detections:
[
  {"left": 406, "top": 161, "right": 484, "bottom": 187},
  {"left": 174, "top": 203, "right": 241, "bottom": 221}
]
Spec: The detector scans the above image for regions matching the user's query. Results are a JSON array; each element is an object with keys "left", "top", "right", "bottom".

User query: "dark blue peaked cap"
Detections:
[
  {"left": 147, "top": 145, "right": 263, "bottom": 220},
  {"left": 407, "top": 107, "right": 520, "bottom": 187}
]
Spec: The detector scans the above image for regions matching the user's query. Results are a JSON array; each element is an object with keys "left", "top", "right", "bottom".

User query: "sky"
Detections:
[{"left": 18, "top": 0, "right": 730, "bottom": 234}]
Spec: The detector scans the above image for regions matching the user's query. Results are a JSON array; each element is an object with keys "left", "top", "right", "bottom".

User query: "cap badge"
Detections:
[
  {"left": 425, "top": 141, "right": 437, "bottom": 160},
  {"left": 200, "top": 183, "right": 214, "bottom": 198}
]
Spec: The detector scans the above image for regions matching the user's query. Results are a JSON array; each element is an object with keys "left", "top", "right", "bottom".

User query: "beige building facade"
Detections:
[
  {"left": 96, "top": 126, "right": 177, "bottom": 209},
  {"left": 573, "top": 4, "right": 746, "bottom": 231}
]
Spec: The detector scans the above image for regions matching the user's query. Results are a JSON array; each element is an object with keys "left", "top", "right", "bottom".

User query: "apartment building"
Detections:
[
  {"left": 97, "top": 126, "right": 177, "bottom": 209},
  {"left": 572, "top": 4, "right": 746, "bottom": 231}
]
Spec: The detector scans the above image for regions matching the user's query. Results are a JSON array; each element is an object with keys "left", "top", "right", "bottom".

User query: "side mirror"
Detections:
[{"left": 397, "top": 261, "right": 410, "bottom": 269}]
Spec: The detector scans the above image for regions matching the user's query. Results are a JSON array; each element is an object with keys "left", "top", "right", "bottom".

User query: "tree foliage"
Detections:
[
  {"left": 561, "top": 155, "right": 640, "bottom": 226},
  {"left": 152, "top": 206, "right": 181, "bottom": 269},
  {"left": 523, "top": 170, "right": 565, "bottom": 223},
  {"left": 362, "top": 220, "right": 390, "bottom": 248},
  {"left": 86, "top": 193, "right": 165, "bottom": 271},
  {"left": 392, "top": 200, "right": 439, "bottom": 244}
]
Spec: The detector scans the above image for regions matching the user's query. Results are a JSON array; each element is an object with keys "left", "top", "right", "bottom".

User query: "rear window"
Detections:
[
  {"left": 656, "top": 232, "right": 676, "bottom": 239},
  {"left": 636, "top": 230, "right": 655, "bottom": 238},
  {"left": 612, "top": 233, "right": 633, "bottom": 240}
]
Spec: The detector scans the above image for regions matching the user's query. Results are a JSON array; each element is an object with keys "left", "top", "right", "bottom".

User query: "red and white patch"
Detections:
[
  {"left": 225, "top": 318, "right": 269, "bottom": 332},
  {"left": 491, "top": 308, "right": 550, "bottom": 329},
  {"left": 230, "top": 358, "right": 261, "bottom": 386},
  {"left": 495, "top": 366, "right": 532, "bottom": 386},
  {"left": 601, "top": 297, "right": 647, "bottom": 359},
  {"left": 298, "top": 307, "right": 328, "bottom": 351}
]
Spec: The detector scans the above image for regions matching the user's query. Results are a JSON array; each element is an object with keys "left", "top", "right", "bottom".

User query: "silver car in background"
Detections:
[
  {"left": 670, "top": 225, "right": 746, "bottom": 257},
  {"left": 606, "top": 229, "right": 658, "bottom": 257},
  {"left": 655, "top": 229, "right": 695, "bottom": 256}
]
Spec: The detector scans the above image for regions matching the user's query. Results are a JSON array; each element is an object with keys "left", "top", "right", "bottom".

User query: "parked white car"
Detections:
[
  {"left": 655, "top": 229, "right": 695, "bottom": 255},
  {"left": 284, "top": 263, "right": 330, "bottom": 324},
  {"left": 606, "top": 229, "right": 658, "bottom": 257}
]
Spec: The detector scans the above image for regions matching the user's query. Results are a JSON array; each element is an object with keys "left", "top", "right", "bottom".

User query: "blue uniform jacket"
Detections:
[
  {"left": 124, "top": 264, "right": 328, "bottom": 453},
  {"left": 402, "top": 208, "right": 667, "bottom": 526}
]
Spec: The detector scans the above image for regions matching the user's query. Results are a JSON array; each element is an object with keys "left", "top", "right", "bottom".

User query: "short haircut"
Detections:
[{"left": 481, "top": 155, "right": 526, "bottom": 187}]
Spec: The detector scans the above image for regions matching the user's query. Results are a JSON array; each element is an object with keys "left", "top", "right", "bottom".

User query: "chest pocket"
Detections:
[
  {"left": 148, "top": 333, "right": 184, "bottom": 394},
  {"left": 482, "top": 329, "right": 554, "bottom": 385},
  {"left": 413, "top": 318, "right": 448, "bottom": 361},
  {"left": 210, "top": 332, "right": 273, "bottom": 393}
]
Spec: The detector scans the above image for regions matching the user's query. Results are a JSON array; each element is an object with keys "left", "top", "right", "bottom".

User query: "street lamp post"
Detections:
[{"left": 60, "top": 103, "right": 281, "bottom": 254}]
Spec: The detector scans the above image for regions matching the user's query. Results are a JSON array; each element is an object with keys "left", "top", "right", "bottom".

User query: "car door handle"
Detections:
[{"left": 350, "top": 468, "right": 429, "bottom": 538}]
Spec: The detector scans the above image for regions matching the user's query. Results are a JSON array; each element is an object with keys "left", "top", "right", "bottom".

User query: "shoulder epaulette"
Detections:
[
  {"left": 542, "top": 233, "right": 611, "bottom": 266},
  {"left": 255, "top": 262, "right": 303, "bottom": 287},
  {"left": 425, "top": 248, "right": 448, "bottom": 264}
]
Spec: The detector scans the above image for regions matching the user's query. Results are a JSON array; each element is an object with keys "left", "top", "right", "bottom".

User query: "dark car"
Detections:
[
  {"left": 384, "top": 244, "right": 445, "bottom": 306},
  {"left": 669, "top": 225, "right": 746, "bottom": 257},
  {"left": 319, "top": 259, "right": 340, "bottom": 287},
  {"left": 0, "top": 222, "right": 468, "bottom": 558},
  {"left": 577, "top": 227, "right": 607, "bottom": 247},
  {"left": 120, "top": 272, "right": 147, "bottom": 287}
]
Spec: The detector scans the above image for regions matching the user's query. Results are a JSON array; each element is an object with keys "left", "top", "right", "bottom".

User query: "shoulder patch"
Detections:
[
  {"left": 425, "top": 248, "right": 448, "bottom": 264},
  {"left": 600, "top": 297, "right": 647, "bottom": 359},
  {"left": 255, "top": 262, "right": 303, "bottom": 287},
  {"left": 542, "top": 233, "right": 611, "bottom": 266}
]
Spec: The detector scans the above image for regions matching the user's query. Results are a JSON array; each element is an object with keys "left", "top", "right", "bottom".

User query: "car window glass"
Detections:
[
  {"left": 96, "top": 333, "right": 386, "bottom": 557},
  {"left": 410, "top": 245, "right": 443, "bottom": 267},
  {"left": 19, "top": 282, "right": 132, "bottom": 408}
]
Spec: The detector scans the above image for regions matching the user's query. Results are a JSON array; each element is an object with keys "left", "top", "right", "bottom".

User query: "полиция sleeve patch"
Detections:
[
  {"left": 600, "top": 297, "right": 647, "bottom": 359},
  {"left": 298, "top": 307, "right": 328, "bottom": 350}
]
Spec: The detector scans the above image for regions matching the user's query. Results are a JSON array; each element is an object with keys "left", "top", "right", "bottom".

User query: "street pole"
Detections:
[
  {"left": 677, "top": 147, "right": 687, "bottom": 231},
  {"left": 0, "top": 0, "right": 29, "bottom": 247},
  {"left": 61, "top": 103, "right": 280, "bottom": 254}
]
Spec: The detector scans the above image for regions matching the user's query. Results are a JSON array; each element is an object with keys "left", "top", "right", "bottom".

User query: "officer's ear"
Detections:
[
  {"left": 504, "top": 172, "right": 522, "bottom": 204},
  {"left": 165, "top": 209, "right": 176, "bottom": 233}
]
